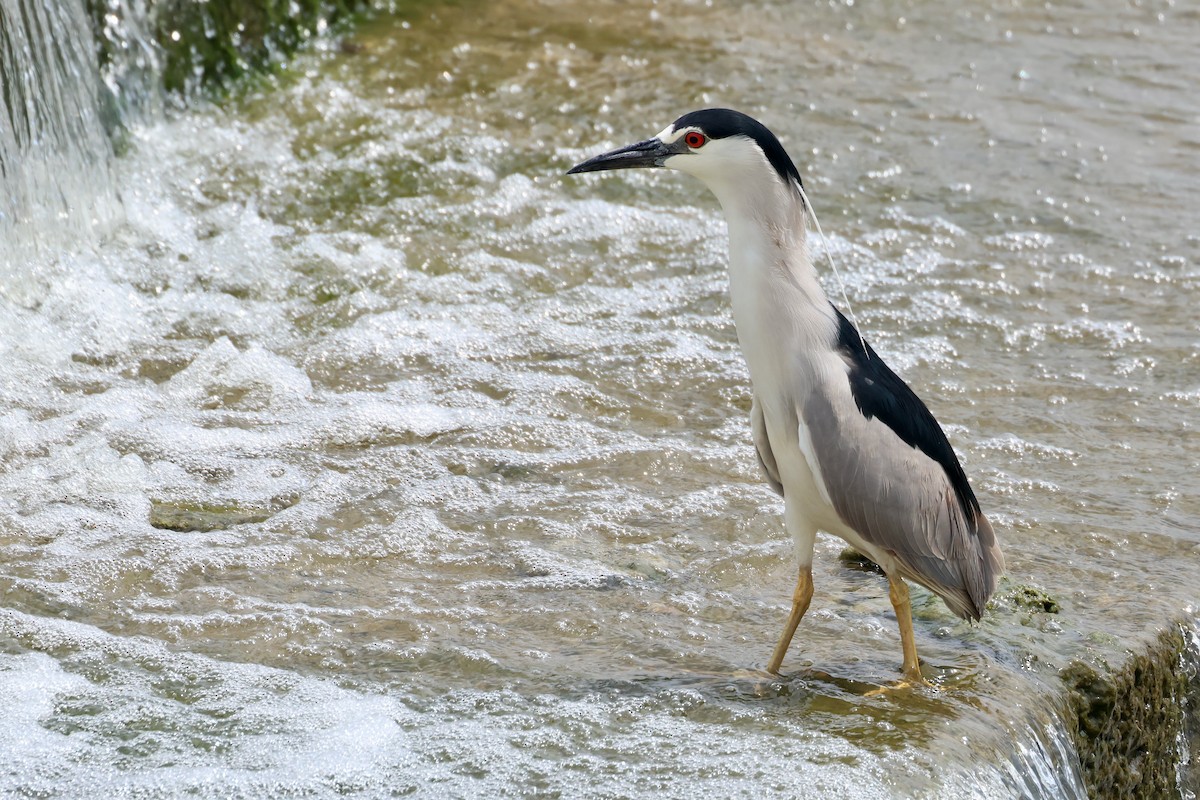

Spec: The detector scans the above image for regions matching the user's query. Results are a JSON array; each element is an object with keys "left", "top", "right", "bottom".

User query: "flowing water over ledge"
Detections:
[
  {"left": 1, "top": 0, "right": 1198, "bottom": 796},
  {"left": 0, "top": 0, "right": 119, "bottom": 276}
]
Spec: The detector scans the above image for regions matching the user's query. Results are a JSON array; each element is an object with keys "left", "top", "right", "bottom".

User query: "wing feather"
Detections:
[
  {"left": 799, "top": 309, "right": 1004, "bottom": 619},
  {"left": 750, "top": 395, "right": 783, "bottom": 496}
]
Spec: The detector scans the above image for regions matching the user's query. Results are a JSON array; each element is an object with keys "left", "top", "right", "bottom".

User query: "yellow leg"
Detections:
[
  {"left": 767, "top": 566, "right": 813, "bottom": 674},
  {"left": 888, "top": 575, "right": 925, "bottom": 682}
]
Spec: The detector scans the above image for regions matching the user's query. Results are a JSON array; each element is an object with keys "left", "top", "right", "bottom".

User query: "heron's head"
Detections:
[{"left": 567, "top": 108, "right": 804, "bottom": 201}]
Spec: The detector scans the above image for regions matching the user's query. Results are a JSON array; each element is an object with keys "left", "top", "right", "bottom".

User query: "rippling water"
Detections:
[{"left": 1, "top": 0, "right": 1198, "bottom": 796}]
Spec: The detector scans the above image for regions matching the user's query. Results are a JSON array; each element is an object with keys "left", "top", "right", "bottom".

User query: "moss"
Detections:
[
  {"left": 84, "top": 0, "right": 375, "bottom": 101},
  {"left": 1181, "top": 629, "right": 1200, "bottom": 796},
  {"left": 1061, "top": 625, "right": 1192, "bottom": 800},
  {"left": 1011, "top": 584, "right": 1060, "bottom": 614},
  {"left": 156, "top": 0, "right": 359, "bottom": 95}
]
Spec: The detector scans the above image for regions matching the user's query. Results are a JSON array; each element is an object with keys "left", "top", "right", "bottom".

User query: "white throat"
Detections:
[{"left": 668, "top": 136, "right": 838, "bottom": 396}]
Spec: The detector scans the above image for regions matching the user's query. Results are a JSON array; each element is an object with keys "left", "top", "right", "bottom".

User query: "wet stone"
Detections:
[{"left": 149, "top": 500, "right": 274, "bottom": 532}]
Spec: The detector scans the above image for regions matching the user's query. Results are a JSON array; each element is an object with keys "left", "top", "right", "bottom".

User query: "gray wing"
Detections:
[
  {"left": 802, "top": 388, "right": 1003, "bottom": 620},
  {"left": 751, "top": 395, "right": 783, "bottom": 496}
]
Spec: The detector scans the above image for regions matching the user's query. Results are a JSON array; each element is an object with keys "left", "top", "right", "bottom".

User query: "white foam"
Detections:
[{"left": 0, "top": 611, "right": 410, "bottom": 796}]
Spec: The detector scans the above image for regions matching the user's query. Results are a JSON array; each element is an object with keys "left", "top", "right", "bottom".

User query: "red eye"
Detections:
[{"left": 684, "top": 131, "right": 707, "bottom": 148}]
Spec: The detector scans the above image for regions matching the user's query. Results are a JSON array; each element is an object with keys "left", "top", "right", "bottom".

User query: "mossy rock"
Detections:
[
  {"left": 150, "top": 499, "right": 274, "bottom": 532},
  {"left": 837, "top": 546, "right": 882, "bottom": 574},
  {"left": 1061, "top": 625, "right": 1191, "bottom": 799},
  {"left": 85, "top": 0, "right": 374, "bottom": 101},
  {"left": 1010, "top": 583, "right": 1060, "bottom": 614}
]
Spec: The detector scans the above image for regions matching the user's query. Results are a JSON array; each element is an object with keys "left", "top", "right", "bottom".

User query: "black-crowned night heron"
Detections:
[{"left": 567, "top": 108, "right": 1004, "bottom": 681}]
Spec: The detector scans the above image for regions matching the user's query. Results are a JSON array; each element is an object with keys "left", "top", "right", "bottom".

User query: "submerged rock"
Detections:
[{"left": 150, "top": 499, "right": 278, "bottom": 531}]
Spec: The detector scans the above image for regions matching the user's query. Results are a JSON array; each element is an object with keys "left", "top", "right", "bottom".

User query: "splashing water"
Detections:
[
  {"left": 0, "top": 0, "right": 122, "bottom": 289},
  {"left": 1, "top": 0, "right": 1198, "bottom": 797}
]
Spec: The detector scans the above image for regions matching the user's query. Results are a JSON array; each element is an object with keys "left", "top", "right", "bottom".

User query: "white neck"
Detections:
[
  {"left": 716, "top": 175, "right": 835, "bottom": 351},
  {"left": 671, "top": 143, "right": 840, "bottom": 397},
  {"left": 710, "top": 172, "right": 819, "bottom": 300}
]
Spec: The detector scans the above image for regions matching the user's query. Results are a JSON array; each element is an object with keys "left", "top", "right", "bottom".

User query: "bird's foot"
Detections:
[{"left": 865, "top": 668, "right": 930, "bottom": 696}]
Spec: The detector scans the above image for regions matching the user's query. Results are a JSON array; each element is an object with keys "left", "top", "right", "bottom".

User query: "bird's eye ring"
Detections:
[{"left": 684, "top": 131, "right": 707, "bottom": 149}]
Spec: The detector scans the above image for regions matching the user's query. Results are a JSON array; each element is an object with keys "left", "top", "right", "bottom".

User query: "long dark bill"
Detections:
[{"left": 567, "top": 138, "right": 675, "bottom": 174}]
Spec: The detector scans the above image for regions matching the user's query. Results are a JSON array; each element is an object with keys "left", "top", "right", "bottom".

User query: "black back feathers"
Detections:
[{"left": 832, "top": 306, "right": 982, "bottom": 525}]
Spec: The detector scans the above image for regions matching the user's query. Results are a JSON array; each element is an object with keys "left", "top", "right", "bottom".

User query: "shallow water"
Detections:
[{"left": 1, "top": 0, "right": 1198, "bottom": 796}]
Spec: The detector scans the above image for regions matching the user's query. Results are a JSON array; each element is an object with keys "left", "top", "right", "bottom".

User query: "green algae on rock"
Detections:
[
  {"left": 1011, "top": 584, "right": 1061, "bottom": 615},
  {"left": 85, "top": 0, "right": 374, "bottom": 102},
  {"left": 1062, "top": 623, "right": 1196, "bottom": 800},
  {"left": 149, "top": 498, "right": 295, "bottom": 532}
]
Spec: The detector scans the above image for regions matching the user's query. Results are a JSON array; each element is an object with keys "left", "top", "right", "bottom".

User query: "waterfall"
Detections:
[{"left": 0, "top": 0, "right": 124, "bottom": 295}]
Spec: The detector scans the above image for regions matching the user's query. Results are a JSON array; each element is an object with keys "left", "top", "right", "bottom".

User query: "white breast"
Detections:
[
  {"left": 685, "top": 140, "right": 852, "bottom": 533},
  {"left": 724, "top": 217, "right": 847, "bottom": 527}
]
